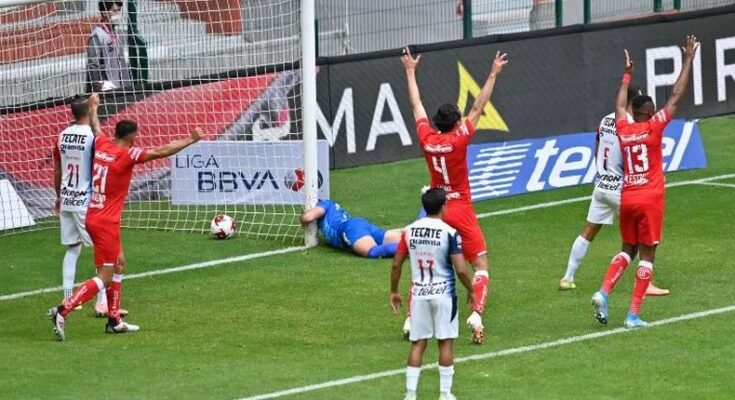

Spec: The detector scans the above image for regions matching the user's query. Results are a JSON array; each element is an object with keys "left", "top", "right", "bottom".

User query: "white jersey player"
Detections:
[
  {"left": 559, "top": 86, "right": 668, "bottom": 296},
  {"left": 390, "top": 188, "right": 474, "bottom": 400},
  {"left": 52, "top": 94, "right": 112, "bottom": 316}
]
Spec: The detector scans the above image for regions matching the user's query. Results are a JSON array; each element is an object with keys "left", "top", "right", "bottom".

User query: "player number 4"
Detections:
[
  {"left": 432, "top": 156, "right": 450, "bottom": 185},
  {"left": 624, "top": 144, "right": 649, "bottom": 173}
]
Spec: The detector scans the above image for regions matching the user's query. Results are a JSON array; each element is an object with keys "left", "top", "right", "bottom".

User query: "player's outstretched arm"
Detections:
[
  {"left": 299, "top": 205, "right": 325, "bottom": 227},
  {"left": 451, "top": 253, "right": 476, "bottom": 307},
  {"left": 143, "top": 127, "right": 202, "bottom": 162},
  {"left": 88, "top": 94, "right": 102, "bottom": 136},
  {"left": 615, "top": 49, "right": 634, "bottom": 122},
  {"left": 664, "top": 35, "right": 699, "bottom": 117},
  {"left": 467, "top": 51, "right": 508, "bottom": 128},
  {"left": 390, "top": 252, "right": 407, "bottom": 314},
  {"left": 401, "top": 47, "right": 427, "bottom": 121}
]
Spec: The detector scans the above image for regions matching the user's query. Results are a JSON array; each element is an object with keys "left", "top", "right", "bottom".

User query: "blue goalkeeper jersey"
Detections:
[{"left": 316, "top": 199, "right": 351, "bottom": 249}]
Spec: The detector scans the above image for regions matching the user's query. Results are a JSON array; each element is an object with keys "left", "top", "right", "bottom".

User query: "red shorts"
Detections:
[
  {"left": 442, "top": 201, "right": 487, "bottom": 262},
  {"left": 86, "top": 217, "right": 122, "bottom": 268},
  {"left": 619, "top": 196, "right": 665, "bottom": 246}
]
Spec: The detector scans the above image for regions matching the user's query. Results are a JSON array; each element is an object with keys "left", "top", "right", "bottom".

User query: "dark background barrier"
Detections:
[{"left": 317, "top": 8, "right": 735, "bottom": 168}]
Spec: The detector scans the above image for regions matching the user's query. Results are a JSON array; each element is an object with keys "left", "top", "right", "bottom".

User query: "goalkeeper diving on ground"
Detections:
[{"left": 300, "top": 199, "right": 403, "bottom": 258}]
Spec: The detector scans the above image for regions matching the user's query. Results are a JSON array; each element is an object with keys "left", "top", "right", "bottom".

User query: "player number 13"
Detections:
[{"left": 624, "top": 144, "right": 649, "bottom": 173}]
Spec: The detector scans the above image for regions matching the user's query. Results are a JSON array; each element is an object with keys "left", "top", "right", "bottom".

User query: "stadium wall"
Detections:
[{"left": 316, "top": 6, "right": 735, "bottom": 168}]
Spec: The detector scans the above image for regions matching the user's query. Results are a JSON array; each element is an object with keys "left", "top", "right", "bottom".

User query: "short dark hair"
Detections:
[
  {"left": 115, "top": 120, "right": 138, "bottom": 139},
  {"left": 627, "top": 85, "right": 642, "bottom": 105},
  {"left": 432, "top": 103, "right": 461, "bottom": 133},
  {"left": 421, "top": 188, "right": 447, "bottom": 216},
  {"left": 70, "top": 96, "right": 89, "bottom": 121},
  {"left": 632, "top": 95, "right": 655, "bottom": 113},
  {"left": 99, "top": 0, "right": 122, "bottom": 13}
]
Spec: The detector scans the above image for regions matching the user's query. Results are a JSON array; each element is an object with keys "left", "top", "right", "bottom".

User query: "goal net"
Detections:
[{"left": 0, "top": 0, "right": 322, "bottom": 243}]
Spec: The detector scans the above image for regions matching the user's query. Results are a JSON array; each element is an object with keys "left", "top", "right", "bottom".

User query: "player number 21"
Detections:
[
  {"left": 66, "top": 163, "right": 80, "bottom": 188},
  {"left": 432, "top": 156, "right": 450, "bottom": 185},
  {"left": 624, "top": 144, "right": 649, "bottom": 173},
  {"left": 92, "top": 164, "right": 109, "bottom": 194}
]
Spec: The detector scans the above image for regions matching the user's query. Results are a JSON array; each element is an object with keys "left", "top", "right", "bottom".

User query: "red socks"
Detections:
[
  {"left": 472, "top": 270, "right": 489, "bottom": 314},
  {"left": 61, "top": 278, "right": 102, "bottom": 317},
  {"left": 629, "top": 262, "right": 653, "bottom": 316},
  {"left": 107, "top": 274, "right": 123, "bottom": 324},
  {"left": 600, "top": 252, "right": 632, "bottom": 295}
]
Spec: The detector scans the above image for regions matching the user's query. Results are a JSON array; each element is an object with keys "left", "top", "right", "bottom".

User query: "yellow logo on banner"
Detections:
[{"left": 456, "top": 62, "right": 508, "bottom": 132}]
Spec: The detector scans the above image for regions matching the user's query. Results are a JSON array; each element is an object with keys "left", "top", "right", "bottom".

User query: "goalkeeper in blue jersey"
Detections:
[{"left": 300, "top": 199, "right": 402, "bottom": 258}]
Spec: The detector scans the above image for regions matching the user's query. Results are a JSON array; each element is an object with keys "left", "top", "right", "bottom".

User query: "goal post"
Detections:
[{"left": 0, "top": 0, "right": 323, "bottom": 245}]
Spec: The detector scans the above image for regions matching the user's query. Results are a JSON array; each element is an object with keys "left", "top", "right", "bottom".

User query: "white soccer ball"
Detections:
[{"left": 210, "top": 214, "right": 236, "bottom": 240}]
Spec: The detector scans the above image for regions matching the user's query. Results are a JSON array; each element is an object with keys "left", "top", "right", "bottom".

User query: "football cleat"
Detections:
[
  {"left": 646, "top": 283, "right": 670, "bottom": 296},
  {"left": 94, "top": 303, "right": 129, "bottom": 318},
  {"left": 105, "top": 320, "right": 140, "bottom": 334},
  {"left": 466, "top": 311, "right": 485, "bottom": 344},
  {"left": 624, "top": 314, "right": 649, "bottom": 329},
  {"left": 439, "top": 393, "right": 457, "bottom": 400},
  {"left": 591, "top": 291, "right": 609, "bottom": 324},
  {"left": 48, "top": 307, "right": 66, "bottom": 342},
  {"left": 559, "top": 278, "right": 576, "bottom": 290}
]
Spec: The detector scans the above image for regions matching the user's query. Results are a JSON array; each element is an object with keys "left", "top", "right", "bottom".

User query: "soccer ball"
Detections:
[{"left": 210, "top": 214, "right": 236, "bottom": 240}]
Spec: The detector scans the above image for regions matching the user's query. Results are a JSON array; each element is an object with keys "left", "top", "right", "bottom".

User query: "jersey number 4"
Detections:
[
  {"left": 432, "top": 156, "right": 450, "bottom": 185},
  {"left": 92, "top": 165, "right": 109, "bottom": 194},
  {"left": 624, "top": 144, "right": 650, "bottom": 173}
]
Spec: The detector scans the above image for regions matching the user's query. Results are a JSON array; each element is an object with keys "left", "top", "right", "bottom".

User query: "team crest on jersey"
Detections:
[{"left": 424, "top": 144, "right": 453, "bottom": 154}]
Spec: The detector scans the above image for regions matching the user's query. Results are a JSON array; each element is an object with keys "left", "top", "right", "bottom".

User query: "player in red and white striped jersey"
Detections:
[
  {"left": 401, "top": 47, "right": 508, "bottom": 344},
  {"left": 49, "top": 120, "right": 201, "bottom": 340}
]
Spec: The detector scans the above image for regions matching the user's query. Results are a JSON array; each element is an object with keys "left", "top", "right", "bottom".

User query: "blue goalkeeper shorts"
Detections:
[{"left": 340, "top": 217, "right": 386, "bottom": 250}]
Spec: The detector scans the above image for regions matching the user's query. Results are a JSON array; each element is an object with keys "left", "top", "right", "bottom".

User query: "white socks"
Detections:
[
  {"left": 406, "top": 366, "right": 421, "bottom": 395},
  {"left": 439, "top": 365, "right": 454, "bottom": 394},
  {"left": 564, "top": 235, "right": 590, "bottom": 281},
  {"left": 62, "top": 245, "right": 81, "bottom": 300}
]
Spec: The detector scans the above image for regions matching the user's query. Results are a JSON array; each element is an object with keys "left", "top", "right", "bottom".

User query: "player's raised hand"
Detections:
[
  {"left": 400, "top": 47, "right": 421, "bottom": 71},
  {"left": 190, "top": 127, "right": 203, "bottom": 142},
  {"left": 491, "top": 51, "right": 509, "bottom": 75},
  {"left": 88, "top": 93, "right": 100, "bottom": 109},
  {"left": 390, "top": 292, "right": 402, "bottom": 314},
  {"left": 682, "top": 35, "right": 699, "bottom": 62},
  {"left": 623, "top": 49, "right": 634, "bottom": 75}
]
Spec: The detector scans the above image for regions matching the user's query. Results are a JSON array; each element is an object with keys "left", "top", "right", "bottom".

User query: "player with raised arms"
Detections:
[
  {"left": 390, "top": 188, "right": 475, "bottom": 400},
  {"left": 559, "top": 86, "right": 669, "bottom": 296},
  {"left": 49, "top": 120, "right": 202, "bottom": 340},
  {"left": 592, "top": 36, "right": 699, "bottom": 328},
  {"left": 300, "top": 199, "right": 402, "bottom": 258},
  {"left": 401, "top": 46, "right": 507, "bottom": 344}
]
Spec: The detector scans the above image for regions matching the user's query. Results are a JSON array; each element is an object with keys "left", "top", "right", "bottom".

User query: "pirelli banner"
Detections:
[{"left": 316, "top": 8, "right": 735, "bottom": 168}]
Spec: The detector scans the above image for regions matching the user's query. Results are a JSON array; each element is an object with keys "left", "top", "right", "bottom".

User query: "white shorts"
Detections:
[
  {"left": 586, "top": 189, "right": 621, "bottom": 225},
  {"left": 409, "top": 296, "right": 459, "bottom": 341},
  {"left": 60, "top": 210, "right": 92, "bottom": 246}
]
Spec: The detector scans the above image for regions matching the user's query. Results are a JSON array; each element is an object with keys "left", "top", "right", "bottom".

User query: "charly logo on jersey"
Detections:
[{"left": 468, "top": 119, "right": 707, "bottom": 202}]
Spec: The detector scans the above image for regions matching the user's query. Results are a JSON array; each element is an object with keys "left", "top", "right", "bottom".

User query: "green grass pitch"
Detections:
[{"left": 1, "top": 115, "right": 734, "bottom": 399}]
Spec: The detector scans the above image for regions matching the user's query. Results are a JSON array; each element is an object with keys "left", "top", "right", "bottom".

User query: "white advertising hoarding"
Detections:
[{"left": 171, "top": 140, "right": 329, "bottom": 205}]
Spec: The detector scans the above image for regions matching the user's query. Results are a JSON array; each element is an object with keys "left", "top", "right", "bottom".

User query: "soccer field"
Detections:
[{"left": 1, "top": 115, "right": 734, "bottom": 400}]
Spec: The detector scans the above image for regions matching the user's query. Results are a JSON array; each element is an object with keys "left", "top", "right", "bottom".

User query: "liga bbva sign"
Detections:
[
  {"left": 171, "top": 140, "right": 330, "bottom": 205},
  {"left": 468, "top": 119, "right": 707, "bottom": 201}
]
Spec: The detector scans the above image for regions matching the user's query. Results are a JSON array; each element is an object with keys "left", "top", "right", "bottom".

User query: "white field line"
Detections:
[
  {"left": 237, "top": 304, "right": 735, "bottom": 400},
  {"left": 695, "top": 181, "right": 735, "bottom": 189},
  {"left": 475, "top": 172, "right": 735, "bottom": 219},
  {"left": 2, "top": 172, "right": 734, "bottom": 302},
  {"left": 0, "top": 246, "right": 306, "bottom": 301}
]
